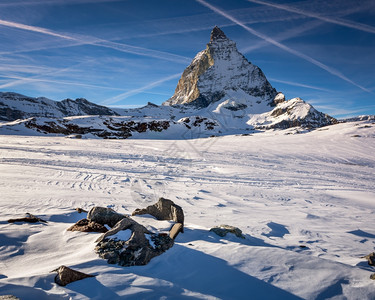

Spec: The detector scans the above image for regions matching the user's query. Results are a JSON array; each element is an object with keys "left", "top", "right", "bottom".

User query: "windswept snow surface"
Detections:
[{"left": 0, "top": 121, "right": 375, "bottom": 299}]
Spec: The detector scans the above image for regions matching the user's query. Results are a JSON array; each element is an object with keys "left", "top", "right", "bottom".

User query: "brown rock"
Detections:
[
  {"left": 67, "top": 219, "right": 108, "bottom": 233},
  {"left": 370, "top": 273, "right": 375, "bottom": 280},
  {"left": 169, "top": 223, "right": 183, "bottom": 240},
  {"left": 8, "top": 213, "right": 47, "bottom": 224},
  {"left": 75, "top": 208, "right": 88, "bottom": 213},
  {"left": 132, "top": 197, "right": 184, "bottom": 232},
  {"left": 53, "top": 265, "right": 94, "bottom": 286}
]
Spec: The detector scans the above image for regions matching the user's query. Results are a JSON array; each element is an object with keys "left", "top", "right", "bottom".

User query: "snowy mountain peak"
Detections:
[
  {"left": 163, "top": 27, "right": 277, "bottom": 108},
  {"left": 210, "top": 26, "right": 228, "bottom": 41}
]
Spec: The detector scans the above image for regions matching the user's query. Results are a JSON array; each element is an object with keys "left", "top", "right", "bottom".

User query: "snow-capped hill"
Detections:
[
  {"left": 163, "top": 26, "right": 276, "bottom": 108},
  {"left": 249, "top": 97, "right": 337, "bottom": 129},
  {"left": 0, "top": 92, "right": 118, "bottom": 121}
]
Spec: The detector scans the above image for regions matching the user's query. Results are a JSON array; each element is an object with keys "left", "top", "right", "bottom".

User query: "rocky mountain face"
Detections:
[
  {"left": 0, "top": 92, "right": 118, "bottom": 122},
  {"left": 163, "top": 26, "right": 277, "bottom": 108}
]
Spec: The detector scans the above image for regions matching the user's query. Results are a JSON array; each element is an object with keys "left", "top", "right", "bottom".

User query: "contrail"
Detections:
[
  {"left": 0, "top": 19, "right": 75, "bottom": 41},
  {"left": 0, "top": 75, "right": 127, "bottom": 91},
  {"left": 195, "top": 0, "right": 371, "bottom": 93},
  {"left": 0, "top": 19, "right": 190, "bottom": 64},
  {"left": 269, "top": 78, "right": 332, "bottom": 92},
  {"left": 247, "top": 0, "right": 375, "bottom": 35},
  {"left": 241, "top": 20, "right": 322, "bottom": 54},
  {"left": 100, "top": 73, "right": 181, "bottom": 105}
]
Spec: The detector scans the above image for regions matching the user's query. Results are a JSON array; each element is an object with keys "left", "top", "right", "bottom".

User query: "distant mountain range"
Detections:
[{"left": 0, "top": 27, "right": 357, "bottom": 139}]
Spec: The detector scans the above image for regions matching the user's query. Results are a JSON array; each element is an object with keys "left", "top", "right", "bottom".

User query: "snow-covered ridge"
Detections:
[{"left": 0, "top": 92, "right": 118, "bottom": 122}]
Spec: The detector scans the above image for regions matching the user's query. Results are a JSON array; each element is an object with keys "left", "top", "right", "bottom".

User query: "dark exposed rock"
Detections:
[
  {"left": 132, "top": 197, "right": 184, "bottom": 232},
  {"left": 87, "top": 207, "right": 126, "bottom": 228},
  {"left": 370, "top": 273, "right": 375, "bottom": 280},
  {"left": 210, "top": 26, "right": 228, "bottom": 41},
  {"left": 8, "top": 213, "right": 47, "bottom": 224},
  {"left": 23, "top": 117, "right": 171, "bottom": 139},
  {"left": 67, "top": 219, "right": 108, "bottom": 233},
  {"left": 210, "top": 224, "right": 245, "bottom": 239},
  {"left": 363, "top": 252, "right": 375, "bottom": 266},
  {"left": 95, "top": 217, "right": 174, "bottom": 266},
  {"left": 52, "top": 265, "right": 95, "bottom": 286}
]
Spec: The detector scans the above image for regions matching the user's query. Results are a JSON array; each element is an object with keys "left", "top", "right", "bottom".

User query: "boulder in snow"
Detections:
[
  {"left": 210, "top": 224, "right": 245, "bottom": 239},
  {"left": 363, "top": 252, "right": 375, "bottom": 266},
  {"left": 8, "top": 213, "right": 47, "bottom": 224},
  {"left": 87, "top": 206, "right": 126, "bottom": 228},
  {"left": 132, "top": 197, "right": 184, "bottom": 232},
  {"left": 53, "top": 265, "right": 95, "bottom": 286},
  {"left": 95, "top": 217, "right": 174, "bottom": 266}
]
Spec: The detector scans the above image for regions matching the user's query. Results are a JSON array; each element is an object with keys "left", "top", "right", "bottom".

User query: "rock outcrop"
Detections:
[
  {"left": 67, "top": 219, "right": 108, "bottom": 233},
  {"left": 87, "top": 207, "right": 126, "bottom": 228},
  {"left": 210, "top": 225, "right": 245, "bottom": 239},
  {"left": 53, "top": 265, "right": 95, "bottom": 286},
  {"left": 132, "top": 197, "right": 184, "bottom": 231},
  {"left": 95, "top": 217, "right": 174, "bottom": 266},
  {"left": 163, "top": 26, "right": 277, "bottom": 108}
]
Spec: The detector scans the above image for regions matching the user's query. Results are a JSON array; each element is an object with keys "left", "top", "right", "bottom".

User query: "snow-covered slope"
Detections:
[
  {"left": 164, "top": 26, "right": 276, "bottom": 109},
  {"left": 0, "top": 120, "right": 374, "bottom": 299},
  {"left": 249, "top": 97, "right": 337, "bottom": 129},
  {"left": 0, "top": 92, "right": 118, "bottom": 121}
]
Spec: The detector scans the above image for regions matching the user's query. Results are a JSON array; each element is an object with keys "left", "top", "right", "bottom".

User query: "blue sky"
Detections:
[{"left": 0, "top": 0, "right": 374, "bottom": 117}]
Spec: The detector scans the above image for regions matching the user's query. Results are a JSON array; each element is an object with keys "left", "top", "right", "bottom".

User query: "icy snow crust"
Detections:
[{"left": 0, "top": 120, "right": 375, "bottom": 299}]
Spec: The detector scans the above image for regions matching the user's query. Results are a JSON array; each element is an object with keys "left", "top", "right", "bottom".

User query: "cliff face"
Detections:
[{"left": 163, "top": 26, "right": 277, "bottom": 108}]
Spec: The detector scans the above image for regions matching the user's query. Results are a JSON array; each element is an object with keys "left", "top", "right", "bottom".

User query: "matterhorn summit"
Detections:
[{"left": 163, "top": 26, "right": 277, "bottom": 110}]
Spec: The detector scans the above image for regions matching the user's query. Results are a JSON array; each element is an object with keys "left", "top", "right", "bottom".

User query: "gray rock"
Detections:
[
  {"left": 95, "top": 216, "right": 174, "bottom": 266},
  {"left": 132, "top": 197, "right": 184, "bottom": 232},
  {"left": 210, "top": 224, "right": 245, "bottom": 239},
  {"left": 52, "top": 265, "right": 94, "bottom": 286},
  {"left": 87, "top": 207, "right": 125, "bottom": 228},
  {"left": 67, "top": 219, "right": 108, "bottom": 233}
]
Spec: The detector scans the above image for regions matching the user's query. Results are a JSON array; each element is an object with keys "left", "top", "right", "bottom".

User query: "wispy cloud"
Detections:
[
  {"left": 0, "top": 18, "right": 190, "bottom": 64},
  {"left": 196, "top": 0, "right": 371, "bottom": 93},
  {"left": 247, "top": 0, "right": 375, "bottom": 35},
  {"left": 100, "top": 73, "right": 181, "bottom": 105}
]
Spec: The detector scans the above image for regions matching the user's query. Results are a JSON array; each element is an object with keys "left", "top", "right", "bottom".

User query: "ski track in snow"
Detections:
[{"left": 0, "top": 121, "right": 375, "bottom": 299}]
